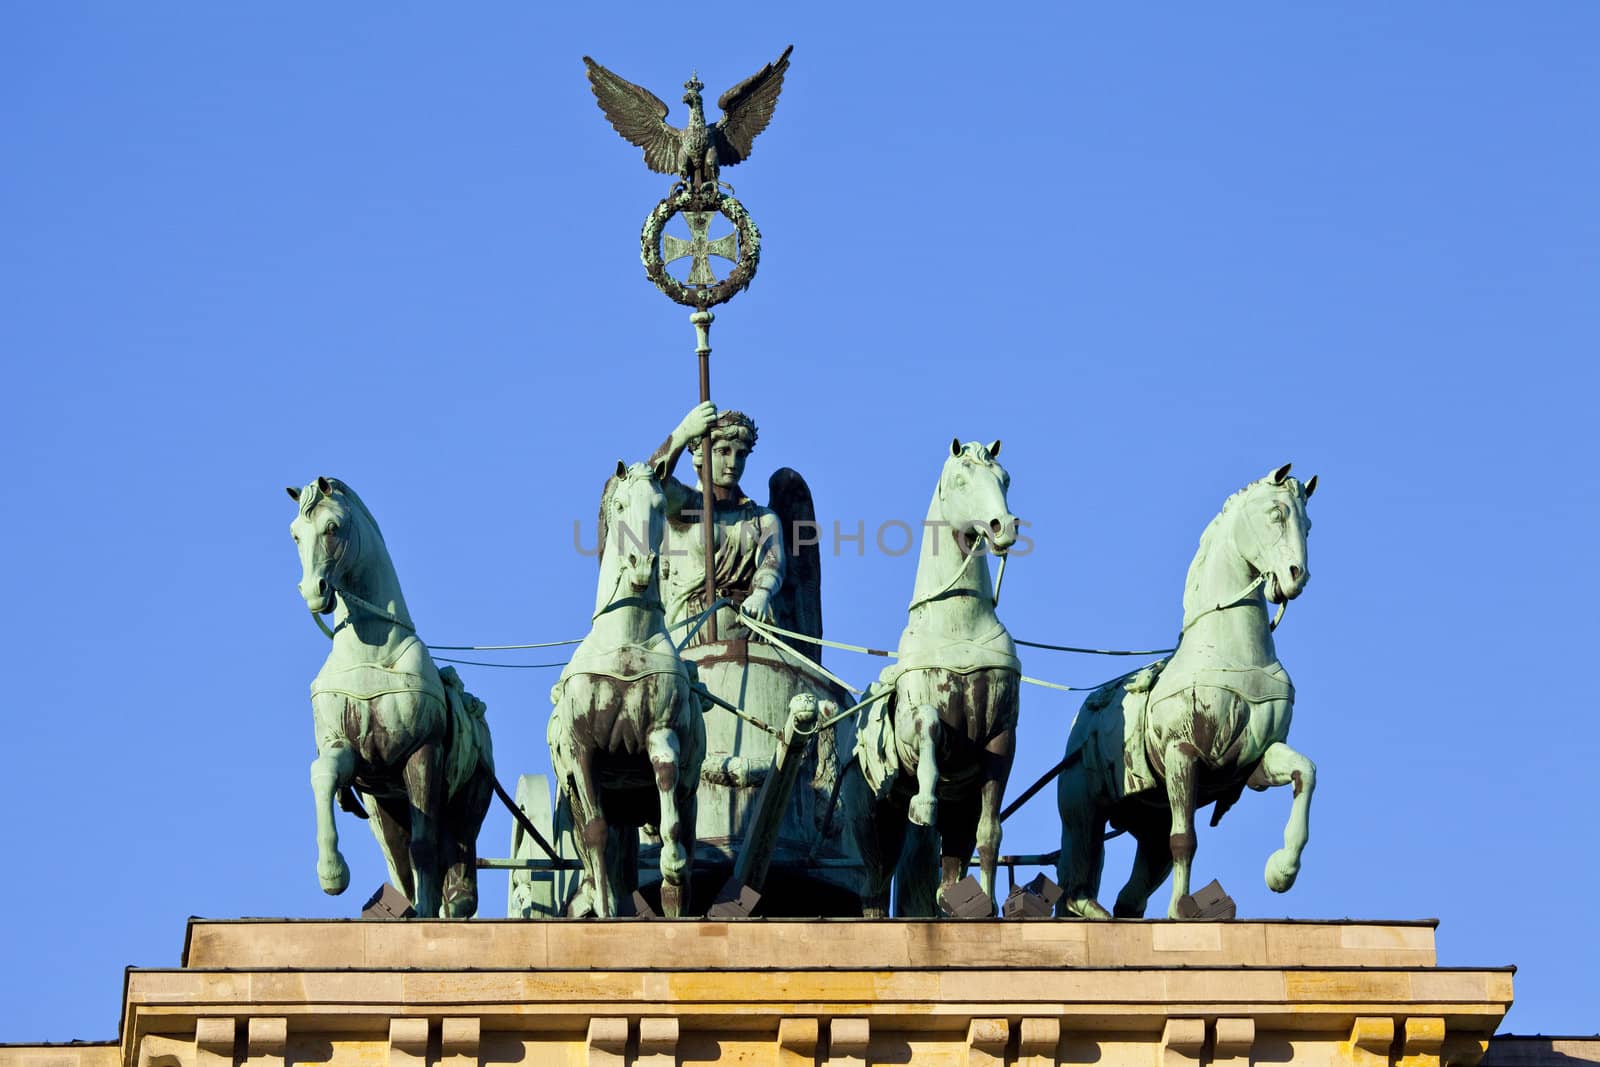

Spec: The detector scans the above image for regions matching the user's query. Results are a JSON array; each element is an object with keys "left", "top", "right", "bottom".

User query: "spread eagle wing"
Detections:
[
  {"left": 768, "top": 465, "right": 822, "bottom": 663},
  {"left": 582, "top": 56, "right": 681, "bottom": 175},
  {"left": 713, "top": 44, "right": 793, "bottom": 167}
]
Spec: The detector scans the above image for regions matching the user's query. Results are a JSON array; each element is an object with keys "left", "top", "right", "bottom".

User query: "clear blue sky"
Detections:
[{"left": 2, "top": 2, "right": 1596, "bottom": 1042}]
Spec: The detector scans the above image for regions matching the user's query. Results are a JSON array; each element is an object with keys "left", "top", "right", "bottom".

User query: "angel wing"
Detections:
[
  {"left": 583, "top": 56, "right": 681, "bottom": 175},
  {"left": 595, "top": 469, "right": 624, "bottom": 569},
  {"left": 768, "top": 465, "right": 822, "bottom": 662},
  {"left": 713, "top": 44, "right": 793, "bottom": 167}
]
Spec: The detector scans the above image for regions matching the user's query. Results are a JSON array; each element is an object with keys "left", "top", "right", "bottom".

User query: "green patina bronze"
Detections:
[
  {"left": 643, "top": 404, "right": 859, "bottom": 911},
  {"left": 273, "top": 51, "right": 1336, "bottom": 925},
  {"left": 649, "top": 402, "right": 786, "bottom": 640},
  {"left": 1056, "top": 464, "right": 1319, "bottom": 920},
  {"left": 548, "top": 461, "right": 706, "bottom": 918},
  {"left": 287, "top": 477, "right": 495, "bottom": 919},
  {"left": 664, "top": 210, "right": 739, "bottom": 287},
  {"left": 851, "top": 440, "right": 1023, "bottom": 917},
  {"left": 522, "top": 406, "right": 859, "bottom": 917}
]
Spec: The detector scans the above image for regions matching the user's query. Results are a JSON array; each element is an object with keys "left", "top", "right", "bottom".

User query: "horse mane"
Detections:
[
  {"left": 325, "top": 479, "right": 386, "bottom": 544},
  {"left": 302, "top": 483, "right": 387, "bottom": 550},
  {"left": 300, "top": 477, "right": 408, "bottom": 622},
  {"left": 931, "top": 442, "right": 1007, "bottom": 507},
  {"left": 1182, "top": 478, "right": 1264, "bottom": 623},
  {"left": 596, "top": 462, "right": 658, "bottom": 567},
  {"left": 953, "top": 441, "right": 1001, "bottom": 470}
]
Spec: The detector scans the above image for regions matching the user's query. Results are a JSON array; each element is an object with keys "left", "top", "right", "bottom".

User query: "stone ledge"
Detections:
[
  {"left": 3, "top": 921, "right": 1519, "bottom": 1067},
  {"left": 121, "top": 965, "right": 1515, "bottom": 1026},
  {"left": 183, "top": 918, "right": 1442, "bottom": 971}
]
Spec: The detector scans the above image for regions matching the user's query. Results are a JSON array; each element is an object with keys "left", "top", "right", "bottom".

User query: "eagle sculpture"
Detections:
[{"left": 582, "top": 45, "right": 792, "bottom": 195}]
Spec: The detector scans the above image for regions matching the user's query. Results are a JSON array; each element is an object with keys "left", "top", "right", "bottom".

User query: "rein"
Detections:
[
  {"left": 1178, "top": 573, "right": 1287, "bottom": 638},
  {"left": 309, "top": 584, "right": 417, "bottom": 642},
  {"left": 907, "top": 456, "right": 1013, "bottom": 613},
  {"left": 1179, "top": 488, "right": 1299, "bottom": 637},
  {"left": 906, "top": 536, "right": 1010, "bottom": 613},
  {"left": 594, "top": 594, "right": 665, "bottom": 619}
]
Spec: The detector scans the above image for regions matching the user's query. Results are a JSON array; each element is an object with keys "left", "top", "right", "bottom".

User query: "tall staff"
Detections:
[
  {"left": 583, "top": 47, "right": 790, "bottom": 642},
  {"left": 691, "top": 309, "right": 717, "bottom": 639}
]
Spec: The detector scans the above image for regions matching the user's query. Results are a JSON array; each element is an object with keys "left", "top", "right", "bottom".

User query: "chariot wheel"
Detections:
[{"left": 506, "top": 774, "right": 581, "bottom": 919}]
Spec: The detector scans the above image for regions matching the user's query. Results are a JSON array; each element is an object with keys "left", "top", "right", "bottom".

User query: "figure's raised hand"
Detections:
[{"left": 675, "top": 401, "right": 717, "bottom": 447}]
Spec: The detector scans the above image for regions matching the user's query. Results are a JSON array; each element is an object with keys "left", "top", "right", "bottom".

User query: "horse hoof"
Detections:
[
  {"left": 318, "top": 855, "right": 350, "bottom": 895},
  {"left": 441, "top": 892, "right": 477, "bottom": 919},
  {"left": 1265, "top": 849, "right": 1300, "bottom": 892},
  {"left": 909, "top": 797, "right": 937, "bottom": 827},
  {"left": 659, "top": 882, "right": 683, "bottom": 918},
  {"left": 1063, "top": 897, "right": 1112, "bottom": 920},
  {"left": 1112, "top": 896, "right": 1149, "bottom": 919}
]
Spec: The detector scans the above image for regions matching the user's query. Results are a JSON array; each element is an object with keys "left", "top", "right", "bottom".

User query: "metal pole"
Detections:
[
  {"left": 731, "top": 697, "right": 818, "bottom": 892},
  {"left": 691, "top": 309, "right": 718, "bottom": 642}
]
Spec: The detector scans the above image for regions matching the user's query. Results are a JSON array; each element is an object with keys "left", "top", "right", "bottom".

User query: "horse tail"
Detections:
[{"left": 438, "top": 665, "right": 494, "bottom": 797}]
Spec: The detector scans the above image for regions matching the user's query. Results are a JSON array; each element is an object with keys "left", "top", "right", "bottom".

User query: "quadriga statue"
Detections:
[
  {"left": 1057, "top": 464, "right": 1318, "bottom": 919},
  {"left": 852, "top": 439, "right": 1022, "bottom": 917},
  {"left": 287, "top": 477, "right": 495, "bottom": 918}
]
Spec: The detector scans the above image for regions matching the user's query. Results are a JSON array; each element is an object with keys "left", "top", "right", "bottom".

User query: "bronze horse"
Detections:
[
  {"left": 852, "top": 440, "right": 1021, "bottom": 916},
  {"left": 548, "top": 461, "right": 706, "bottom": 917}
]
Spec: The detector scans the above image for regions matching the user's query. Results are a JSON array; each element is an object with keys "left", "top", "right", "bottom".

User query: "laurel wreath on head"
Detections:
[{"left": 640, "top": 190, "right": 762, "bottom": 309}]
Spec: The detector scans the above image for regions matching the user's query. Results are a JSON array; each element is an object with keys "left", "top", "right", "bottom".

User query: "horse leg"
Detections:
[
  {"left": 675, "top": 779, "right": 698, "bottom": 916},
  {"left": 568, "top": 745, "right": 615, "bottom": 919},
  {"left": 974, "top": 730, "right": 1015, "bottom": 909},
  {"left": 893, "top": 822, "right": 941, "bottom": 917},
  {"left": 1162, "top": 741, "right": 1200, "bottom": 919},
  {"left": 1250, "top": 741, "right": 1317, "bottom": 892},
  {"left": 403, "top": 740, "right": 444, "bottom": 918},
  {"left": 441, "top": 770, "right": 494, "bottom": 918},
  {"left": 612, "top": 827, "right": 636, "bottom": 915},
  {"left": 1055, "top": 761, "right": 1111, "bottom": 919},
  {"left": 841, "top": 766, "right": 900, "bottom": 918},
  {"left": 369, "top": 792, "right": 416, "bottom": 904},
  {"left": 907, "top": 703, "right": 941, "bottom": 827},
  {"left": 309, "top": 744, "right": 355, "bottom": 895},
  {"left": 937, "top": 795, "right": 981, "bottom": 907},
  {"left": 1115, "top": 822, "right": 1175, "bottom": 918},
  {"left": 648, "top": 723, "right": 688, "bottom": 917}
]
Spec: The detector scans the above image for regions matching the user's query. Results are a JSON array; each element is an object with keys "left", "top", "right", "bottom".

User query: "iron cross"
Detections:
[{"left": 663, "top": 211, "right": 739, "bottom": 287}]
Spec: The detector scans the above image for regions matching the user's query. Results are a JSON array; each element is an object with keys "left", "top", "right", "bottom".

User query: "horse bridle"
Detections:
[
  {"left": 1177, "top": 501, "right": 1292, "bottom": 638},
  {"left": 304, "top": 516, "right": 417, "bottom": 640},
  {"left": 907, "top": 458, "right": 1014, "bottom": 613},
  {"left": 311, "top": 583, "right": 416, "bottom": 640}
]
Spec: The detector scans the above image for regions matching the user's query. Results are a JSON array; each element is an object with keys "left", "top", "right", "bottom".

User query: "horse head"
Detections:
[
  {"left": 287, "top": 476, "right": 358, "bottom": 615},
  {"left": 604, "top": 459, "right": 670, "bottom": 593},
  {"left": 1233, "top": 463, "right": 1318, "bottom": 604},
  {"left": 937, "top": 438, "right": 1020, "bottom": 556}
]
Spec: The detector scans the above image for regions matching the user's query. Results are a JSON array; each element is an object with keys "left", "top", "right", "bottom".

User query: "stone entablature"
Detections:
[{"left": 2, "top": 919, "right": 1514, "bottom": 1067}]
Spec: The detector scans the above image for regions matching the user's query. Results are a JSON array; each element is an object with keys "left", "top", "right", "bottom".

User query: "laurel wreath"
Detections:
[{"left": 640, "top": 190, "right": 762, "bottom": 309}]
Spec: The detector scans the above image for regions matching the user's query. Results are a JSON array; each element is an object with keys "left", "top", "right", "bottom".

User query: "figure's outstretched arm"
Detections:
[
  {"left": 650, "top": 401, "right": 717, "bottom": 474},
  {"left": 651, "top": 401, "right": 717, "bottom": 515}
]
